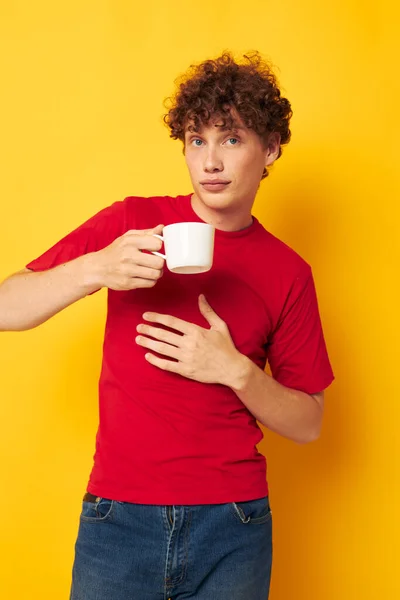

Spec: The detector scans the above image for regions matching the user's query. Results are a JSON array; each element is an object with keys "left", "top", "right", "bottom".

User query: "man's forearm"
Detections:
[
  {"left": 228, "top": 355, "right": 323, "bottom": 444},
  {"left": 0, "top": 253, "right": 101, "bottom": 332}
]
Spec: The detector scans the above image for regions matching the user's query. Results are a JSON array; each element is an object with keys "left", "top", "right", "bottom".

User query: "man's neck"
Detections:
[{"left": 190, "top": 193, "right": 254, "bottom": 232}]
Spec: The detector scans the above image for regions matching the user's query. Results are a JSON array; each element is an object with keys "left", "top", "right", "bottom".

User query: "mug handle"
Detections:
[{"left": 151, "top": 234, "right": 166, "bottom": 259}]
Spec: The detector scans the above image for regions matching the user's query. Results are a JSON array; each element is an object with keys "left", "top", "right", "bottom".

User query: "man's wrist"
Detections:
[
  {"left": 224, "top": 353, "right": 254, "bottom": 392},
  {"left": 78, "top": 252, "right": 105, "bottom": 294}
]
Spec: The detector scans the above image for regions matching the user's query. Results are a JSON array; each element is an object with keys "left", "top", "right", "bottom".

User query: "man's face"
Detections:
[{"left": 184, "top": 113, "right": 280, "bottom": 215}]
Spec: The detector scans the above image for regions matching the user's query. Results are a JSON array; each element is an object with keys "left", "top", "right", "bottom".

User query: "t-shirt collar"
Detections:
[{"left": 176, "top": 193, "right": 261, "bottom": 240}]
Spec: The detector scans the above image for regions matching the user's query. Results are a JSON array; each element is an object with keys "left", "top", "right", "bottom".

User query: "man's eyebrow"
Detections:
[
  {"left": 221, "top": 126, "right": 245, "bottom": 133},
  {"left": 185, "top": 126, "right": 246, "bottom": 136}
]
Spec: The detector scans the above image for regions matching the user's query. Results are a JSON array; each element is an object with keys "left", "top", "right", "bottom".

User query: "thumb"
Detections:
[
  {"left": 123, "top": 224, "right": 165, "bottom": 236},
  {"left": 151, "top": 224, "right": 165, "bottom": 235},
  {"left": 198, "top": 294, "right": 225, "bottom": 328}
]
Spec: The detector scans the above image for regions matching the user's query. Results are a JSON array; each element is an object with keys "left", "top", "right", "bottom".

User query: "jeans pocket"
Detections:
[
  {"left": 231, "top": 495, "right": 272, "bottom": 525},
  {"left": 80, "top": 497, "right": 115, "bottom": 523}
]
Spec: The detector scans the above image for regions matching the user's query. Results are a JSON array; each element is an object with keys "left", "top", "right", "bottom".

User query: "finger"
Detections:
[
  {"left": 135, "top": 336, "right": 182, "bottom": 360},
  {"left": 151, "top": 224, "right": 165, "bottom": 234},
  {"left": 198, "top": 294, "right": 225, "bottom": 328},
  {"left": 123, "top": 224, "right": 164, "bottom": 236},
  {"left": 136, "top": 323, "right": 183, "bottom": 346},
  {"left": 130, "top": 265, "right": 164, "bottom": 281},
  {"left": 131, "top": 234, "right": 164, "bottom": 252},
  {"left": 142, "top": 312, "right": 195, "bottom": 335},
  {"left": 134, "top": 252, "right": 165, "bottom": 270},
  {"left": 144, "top": 352, "right": 182, "bottom": 374},
  {"left": 122, "top": 277, "right": 158, "bottom": 290}
]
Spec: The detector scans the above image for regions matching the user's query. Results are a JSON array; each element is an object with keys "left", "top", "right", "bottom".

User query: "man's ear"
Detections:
[{"left": 265, "top": 132, "right": 281, "bottom": 167}]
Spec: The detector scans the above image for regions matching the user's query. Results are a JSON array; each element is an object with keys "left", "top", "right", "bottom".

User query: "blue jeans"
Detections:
[{"left": 70, "top": 494, "right": 272, "bottom": 600}]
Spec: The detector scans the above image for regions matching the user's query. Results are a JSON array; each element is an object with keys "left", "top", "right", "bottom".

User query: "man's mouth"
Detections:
[{"left": 200, "top": 180, "right": 231, "bottom": 192}]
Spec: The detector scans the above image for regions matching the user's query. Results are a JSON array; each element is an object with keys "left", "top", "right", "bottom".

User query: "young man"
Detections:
[{"left": 0, "top": 52, "right": 334, "bottom": 599}]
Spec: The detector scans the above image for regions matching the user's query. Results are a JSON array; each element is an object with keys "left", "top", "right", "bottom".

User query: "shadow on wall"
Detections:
[{"left": 255, "top": 173, "right": 366, "bottom": 598}]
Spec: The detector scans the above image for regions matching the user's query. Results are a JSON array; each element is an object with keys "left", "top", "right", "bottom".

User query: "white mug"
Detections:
[{"left": 152, "top": 222, "right": 215, "bottom": 274}]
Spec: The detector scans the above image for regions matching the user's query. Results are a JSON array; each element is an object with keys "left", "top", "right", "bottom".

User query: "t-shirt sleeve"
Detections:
[
  {"left": 266, "top": 268, "right": 334, "bottom": 394},
  {"left": 25, "top": 199, "right": 128, "bottom": 273}
]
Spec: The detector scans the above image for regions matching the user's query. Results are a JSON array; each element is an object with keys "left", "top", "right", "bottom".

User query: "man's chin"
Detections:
[{"left": 195, "top": 188, "right": 234, "bottom": 210}]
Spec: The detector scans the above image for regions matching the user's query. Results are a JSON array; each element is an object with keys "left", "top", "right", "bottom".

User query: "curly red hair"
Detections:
[{"left": 163, "top": 51, "right": 292, "bottom": 179}]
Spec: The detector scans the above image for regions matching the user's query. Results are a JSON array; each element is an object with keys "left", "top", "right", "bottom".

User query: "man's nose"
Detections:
[{"left": 204, "top": 147, "right": 223, "bottom": 172}]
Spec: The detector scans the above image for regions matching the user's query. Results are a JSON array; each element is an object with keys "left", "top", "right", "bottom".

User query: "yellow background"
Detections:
[{"left": 0, "top": 1, "right": 399, "bottom": 598}]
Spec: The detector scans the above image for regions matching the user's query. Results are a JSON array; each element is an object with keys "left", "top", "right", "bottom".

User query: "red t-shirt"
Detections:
[{"left": 26, "top": 194, "right": 334, "bottom": 504}]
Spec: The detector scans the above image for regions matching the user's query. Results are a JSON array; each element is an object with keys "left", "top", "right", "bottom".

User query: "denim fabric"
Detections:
[{"left": 70, "top": 494, "right": 272, "bottom": 600}]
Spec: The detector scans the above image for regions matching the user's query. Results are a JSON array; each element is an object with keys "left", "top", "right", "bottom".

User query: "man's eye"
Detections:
[{"left": 189, "top": 137, "right": 239, "bottom": 146}]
